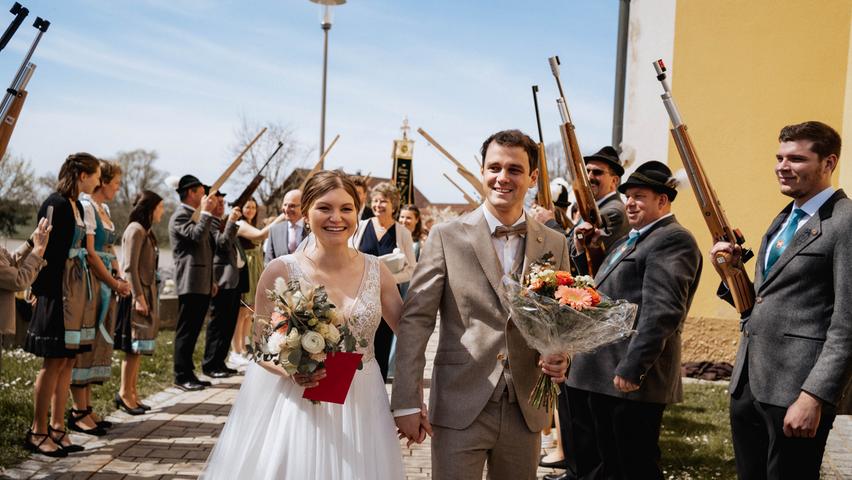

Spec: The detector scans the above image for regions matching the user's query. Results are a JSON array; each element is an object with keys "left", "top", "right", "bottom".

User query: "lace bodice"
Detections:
[{"left": 281, "top": 254, "right": 382, "bottom": 362}]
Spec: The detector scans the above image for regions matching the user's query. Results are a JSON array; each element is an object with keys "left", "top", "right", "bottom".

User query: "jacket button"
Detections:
[{"left": 755, "top": 297, "right": 763, "bottom": 304}]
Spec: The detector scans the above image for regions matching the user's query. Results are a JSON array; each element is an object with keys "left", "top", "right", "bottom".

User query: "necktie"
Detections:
[
  {"left": 288, "top": 224, "right": 299, "bottom": 253},
  {"left": 605, "top": 230, "right": 640, "bottom": 270},
  {"left": 765, "top": 208, "right": 805, "bottom": 274},
  {"left": 493, "top": 223, "right": 527, "bottom": 239}
]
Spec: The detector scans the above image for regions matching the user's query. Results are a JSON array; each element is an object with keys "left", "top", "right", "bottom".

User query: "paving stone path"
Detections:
[{"left": 3, "top": 318, "right": 849, "bottom": 479}]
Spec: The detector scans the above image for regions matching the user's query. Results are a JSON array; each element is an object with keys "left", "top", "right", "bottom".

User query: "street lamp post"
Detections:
[{"left": 310, "top": 0, "right": 345, "bottom": 168}]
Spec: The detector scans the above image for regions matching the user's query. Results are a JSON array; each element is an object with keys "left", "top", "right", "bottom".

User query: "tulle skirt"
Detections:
[{"left": 201, "top": 358, "right": 404, "bottom": 480}]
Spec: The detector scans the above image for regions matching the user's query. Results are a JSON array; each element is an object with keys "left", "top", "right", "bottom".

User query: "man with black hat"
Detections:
[
  {"left": 558, "top": 161, "right": 702, "bottom": 480},
  {"left": 168, "top": 174, "right": 219, "bottom": 391},
  {"left": 532, "top": 145, "right": 630, "bottom": 252}
]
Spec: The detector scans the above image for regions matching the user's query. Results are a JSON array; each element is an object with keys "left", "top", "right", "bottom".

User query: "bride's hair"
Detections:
[{"left": 301, "top": 170, "right": 362, "bottom": 216}]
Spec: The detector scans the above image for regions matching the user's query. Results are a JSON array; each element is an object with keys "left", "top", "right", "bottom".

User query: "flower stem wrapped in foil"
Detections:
[{"left": 502, "top": 274, "right": 637, "bottom": 411}]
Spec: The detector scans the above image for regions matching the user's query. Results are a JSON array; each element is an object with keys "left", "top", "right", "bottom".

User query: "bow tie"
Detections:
[{"left": 493, "top": 223, "right": 527, "bottom": 239}]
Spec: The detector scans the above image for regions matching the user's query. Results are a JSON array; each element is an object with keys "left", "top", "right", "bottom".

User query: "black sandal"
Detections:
[
  {"left": 48, "top": 425, "right": 85, "bottom": 453},
  {"left": 68, "top": 407, "right": 110, "bottom": 433},
  {"left": 23, "top": 429, "right": 67, "bottom": 458}
]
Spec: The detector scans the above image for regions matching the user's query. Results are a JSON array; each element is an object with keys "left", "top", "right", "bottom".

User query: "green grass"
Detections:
[
  {"left": 0, "top": 330, "right": 205, "bottom": 469},
  {"left": 660, "top": 382, "right": 737, "bottom": 479}
]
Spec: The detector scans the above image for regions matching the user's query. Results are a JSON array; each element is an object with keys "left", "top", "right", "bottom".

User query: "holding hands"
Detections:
[{"left": 395, "top": 404, "right": 433, "bottom": 448}]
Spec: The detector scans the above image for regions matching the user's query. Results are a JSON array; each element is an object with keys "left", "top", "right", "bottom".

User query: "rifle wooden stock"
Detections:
[
  {"left": 654, "top": 59, "right": 754, "bottom": 313},
  {"left": 299, "top": 133, "right": 340, "bottom": 191},
  {"left": 443, "top": 173, "right": 479, "bottom": 207},
  {"left": 535, "top": 143, "right": 553, "bottom": 208},
  {"left": 0, "top": 63, "right": 34, "bottom": 160},
  {"left": 549, "top": 56, "right": 606, "bottom": 274},
  {"left": 417, "top": 127, "right": 486, "bottom": 198},
  {"left": 192, "top": 127, "right": 266, "bottom": 221}
]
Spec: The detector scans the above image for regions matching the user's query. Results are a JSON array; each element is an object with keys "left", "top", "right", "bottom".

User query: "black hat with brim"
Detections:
[
  {"left": 176, "top": 174, "right": 209, "bottom": 193},
  {"left": 618, "top": 160, "right": 678, "bottom": 201},
  {"left": 584, "top": 146, "right": 624, "bottom": 177}
]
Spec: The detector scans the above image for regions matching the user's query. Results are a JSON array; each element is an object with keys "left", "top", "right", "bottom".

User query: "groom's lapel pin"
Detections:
[{"left": 536, "top": 236, "right": 543, "bottom": 243}]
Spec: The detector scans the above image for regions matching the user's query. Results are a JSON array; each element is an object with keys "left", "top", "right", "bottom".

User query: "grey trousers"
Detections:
[{"left": 431, "top": 389, "right": 538, "bottom": 480}]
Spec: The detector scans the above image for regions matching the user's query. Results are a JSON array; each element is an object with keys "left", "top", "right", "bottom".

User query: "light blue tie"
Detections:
[
  {"left": 605, "top": 230, "right": 640, "bottom": 270},
  {"left": 765, "top": 208, "right": 805, "bottom": 274}
]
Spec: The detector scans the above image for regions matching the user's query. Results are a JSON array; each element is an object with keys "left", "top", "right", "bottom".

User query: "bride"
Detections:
[{"left": 202, "top": 171, "right": 406, "bottom": 479}]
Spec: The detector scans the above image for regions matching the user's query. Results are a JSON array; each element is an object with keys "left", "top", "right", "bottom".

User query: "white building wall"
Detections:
[{"left": 620, "top": 0, "right": 677, "bottom": 172}]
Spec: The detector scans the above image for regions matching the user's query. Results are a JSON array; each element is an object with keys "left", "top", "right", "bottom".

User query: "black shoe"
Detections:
[
  {"left": 23, "top": 429, "right": 67, "bottom": 458},
  {"left": 543, "top": 473, "right": 572, "bottom": 480},
  {"left": 202, "top": 370, "right": 232, "bottom": 379},
  {"left": 220, "top": 366, "right": 239, "bottom": 375},
  {"left": 539, "top": 458, "right": 568, "bottom": 469},
  {"left": 174, "top": 380, "right": 206, "bottom": 391},
  {"left": 137, "top": 401, "right": 152, "bottom": 411},
  {"left": 195, "top": 378, "right": 212, "bottom": 387},
  {"left": 48, "top": 426, "right": 84, "bottom": 453},
  {"left": 67, "top": 408, "right": 108, "bottom": 436},
  {"left": 114, "top": 393, "right": 146, "bottom": 415}
]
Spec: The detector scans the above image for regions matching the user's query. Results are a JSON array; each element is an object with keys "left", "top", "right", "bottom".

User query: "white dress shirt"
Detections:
[
  {"left": 482, "top": 206, "right": 526, "bottom": 275},
  {"left": 765, "top": 186, "right": 835, "bottom": 270}
]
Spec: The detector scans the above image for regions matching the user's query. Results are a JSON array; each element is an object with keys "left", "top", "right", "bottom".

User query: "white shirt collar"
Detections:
[
  {"left": 481, "top": 205, "right": 525, "bottom": 233},
  {"left": 794, "top": 186, "right": 835, "bottom": 217},
  {"left": 596, "top": 191, "right": 618, "bottom": 207},
  {"left": 288, "top": 218, "right": 304, "bottom": 229},
  {"left": 630, "top": 212, "right": 673, "bottom": 237}
]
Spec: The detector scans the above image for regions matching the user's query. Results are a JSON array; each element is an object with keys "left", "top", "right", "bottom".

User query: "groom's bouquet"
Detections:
[
  {"left": 503, "top": 253, "right": 638, "bottom": 411},
  {"left": 252, "top": 277, "right": 367, "bottom": 403}
]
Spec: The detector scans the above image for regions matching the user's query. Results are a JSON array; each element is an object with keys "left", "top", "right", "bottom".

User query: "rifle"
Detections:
[
  {"left": 299, "top": 133, "right": 340, "bottom": 191},
  {"left": 548, "top": 56, "right": 606, "bottom": 274},
  {"left": 192, "top": 127, "right": 267, "bottom": 221},
  {"left": 0, "top": 15, "right": 47, "bottom": 160},
  {"left": 417, "top": 127, "right": 486, "bottom": 198},
  {"left": 532, "top": 85, "right": 571, "bottom": 230},
  {"left": 442, "top": 172, "right": 479, "bottom": 207},
  {"left": 0, "top": 2, "right": 28, "bottom": 53},
  {"left": 230, "top": 141, "right": 284, "bottom": 209},
  {"left": 654, "top": 59, "right": 754, "bottom": 313}
]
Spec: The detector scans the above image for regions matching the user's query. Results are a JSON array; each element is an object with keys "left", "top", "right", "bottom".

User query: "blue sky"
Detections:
[{"left": 0, "top": 0, "right": 618, "bottom": 203}]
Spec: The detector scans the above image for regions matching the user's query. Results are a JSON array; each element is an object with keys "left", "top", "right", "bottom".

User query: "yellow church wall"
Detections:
[{"left": 667, "top": 0, "right": 851, "bottom": 361}]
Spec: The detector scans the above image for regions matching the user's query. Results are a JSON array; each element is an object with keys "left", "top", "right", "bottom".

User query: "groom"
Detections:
[{"left": 392, "top": 129, "right": 571, "bottom": 480}]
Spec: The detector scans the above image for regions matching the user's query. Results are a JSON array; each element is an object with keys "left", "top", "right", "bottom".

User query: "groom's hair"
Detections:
[{"left": 479, "top": 129, "right": 539, "bottom": 174}]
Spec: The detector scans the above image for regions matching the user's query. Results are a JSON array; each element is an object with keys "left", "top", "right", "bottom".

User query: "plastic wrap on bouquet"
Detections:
[{"left": 502, "top": 275, "right": 638, "bottom": 410}]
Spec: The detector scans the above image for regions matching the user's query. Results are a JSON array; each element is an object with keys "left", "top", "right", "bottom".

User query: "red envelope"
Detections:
[{"left": 302, "top": 351, "right": 364, "bottom": 404}]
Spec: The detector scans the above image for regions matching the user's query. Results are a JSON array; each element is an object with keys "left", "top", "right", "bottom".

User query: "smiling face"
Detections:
[
  {"left": 306, "top": 187, "right": 358, "bottom": 247},
  {"left": 624, "top": 186, "right": 669, "bottom": 230},
  {"left": 79, "top": 167, "right": 101, "bottom": 195},
  {"left": 371, "top": 193, "right": 393, "bottom": 221},
  {"left": 481, "top": 142, "right": 537, "bottom": 218},
  {"left": 282, "top": 190, "right": 302, "bottom": 223},
  {"left": 586, "top": 160, "right": 618, "bottom": 200},
  {"left": 398, "top": 209, "right": 419, "bottom": 234},
  {"left": 775, "top": 139, "right": 836, "bottom": 205},
  {"left": 243, "top": 199, "right": 257, "bottom": 223}
]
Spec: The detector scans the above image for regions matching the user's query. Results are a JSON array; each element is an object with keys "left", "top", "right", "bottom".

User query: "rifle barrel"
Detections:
[
  {"left": 0, "top": 2, "right": 28, "bottom": 53},
  {"left": 532, "top": 85, "right": 544, "bottom": 144},
  {"left": 0, "top": 16, "right": 49, "bottom": 120}
]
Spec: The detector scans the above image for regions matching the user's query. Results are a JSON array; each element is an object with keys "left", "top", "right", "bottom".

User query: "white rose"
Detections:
[
  {"left": 274, "top": 277, "right": 287, "bottom": 296},
  {"left": 301, "top": 331, "right": 326, "bottom": 354},
  {"left": 266, "top": 331, "right": 286, "bottom": 354},
  {"left": 285, "top": 329, "right": 302, "bottom": 348},
  {"left": 322, "top": 323, "right": 341, "bottom": 344}
]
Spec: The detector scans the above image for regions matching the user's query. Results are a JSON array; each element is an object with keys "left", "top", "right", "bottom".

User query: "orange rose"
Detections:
[
  {"left": 530, "top": 278, "right": 545, "bottom": 292},
  {"left": 556, "top": 271, "right": 574, "bottom": 286}
]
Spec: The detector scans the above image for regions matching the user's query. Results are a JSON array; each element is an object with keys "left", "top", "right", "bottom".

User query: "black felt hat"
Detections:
[
  {"left": 584, "top": 146, "right": 624, "bottom": 177},
  {"left": 176, "top": 174, "right": 209, "bottom": 193},
  {"left": 618, "top": 161, "right": 678, "bottom": 201}
]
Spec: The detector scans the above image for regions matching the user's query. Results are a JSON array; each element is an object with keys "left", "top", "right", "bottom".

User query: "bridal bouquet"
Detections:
[
  {"left": 252, "top": 277, "right": 366, "bottom": 379},
  {"left": 503, "top": 253, "right": 637, "bottom": 411}
]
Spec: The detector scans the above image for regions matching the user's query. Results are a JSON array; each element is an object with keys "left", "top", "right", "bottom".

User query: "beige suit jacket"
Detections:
[
  {"left": 391, "top": 208, "right": 571, "bottom": 432},
  {"left": 0, "top": 242, "right": 45, "bottom": 334}
]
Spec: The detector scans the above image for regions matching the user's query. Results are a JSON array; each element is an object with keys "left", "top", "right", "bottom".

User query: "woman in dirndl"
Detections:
[
  {"left": 114, "top": 190, "right": 164, "bottom": 414},
  {"left": 69, "top": 160, "right": 131, "bottom": 435},
  {"left": 24, "top": 153, "right": 101, "bottom": 457}
]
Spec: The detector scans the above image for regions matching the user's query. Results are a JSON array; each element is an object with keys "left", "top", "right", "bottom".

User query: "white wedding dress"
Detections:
[{"left": 202, "top": 255, "right": 404, "bottom": 479}]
